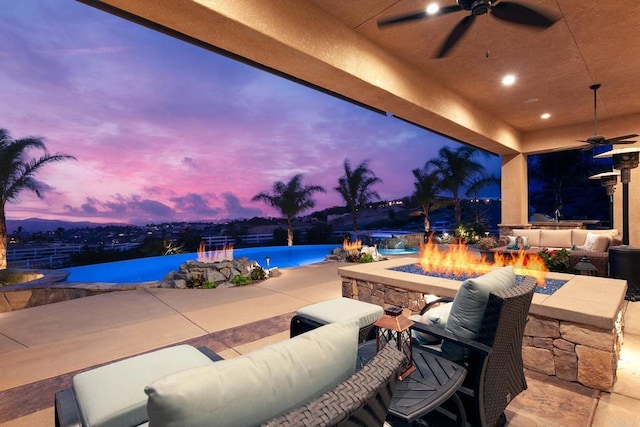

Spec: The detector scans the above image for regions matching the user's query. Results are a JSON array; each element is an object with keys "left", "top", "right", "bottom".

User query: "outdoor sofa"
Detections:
[
  {"left": 497, "top": 228, "right": 621, "bottom": 276},
  {"left": 55, "top": 321, "right": 406, "bottom": 427}
]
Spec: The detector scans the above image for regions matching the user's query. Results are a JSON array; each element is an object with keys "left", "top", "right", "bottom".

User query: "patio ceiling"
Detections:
[{"left": 78, "top": 0, "right": 640, "bottom": 156}]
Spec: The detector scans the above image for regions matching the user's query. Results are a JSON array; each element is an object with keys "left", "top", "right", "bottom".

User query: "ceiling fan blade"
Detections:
[
  {"left": 434, "top": 15, "right": 475, "bottom": 58},
  {"left": 604, "top": 134, "right": 639, "bottom": 143},
  {"left": 377, "top": 5, "right": 461, "bottom": 28},
  {"left": 490, "top": 1, "right": 559, "bottom": 28}
]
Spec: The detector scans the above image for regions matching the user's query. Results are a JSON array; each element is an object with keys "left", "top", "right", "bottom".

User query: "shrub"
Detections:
[
  {"left": 250, "top": 266, "right": 266, "bottom": 281},
  {"left": 476, "top": 236, "right": 498, "bottom": 250},
  {"left": 360, "top": 253, "right": 375, "bottom": 263},
  {"left": 231, "top": 275, "right": 252, "bottom": 286},
  {"left": 539, "top": 248, "right": 571, "bottom": 273}
]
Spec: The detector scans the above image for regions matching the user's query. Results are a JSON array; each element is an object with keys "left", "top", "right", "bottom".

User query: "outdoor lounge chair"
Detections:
[
  {"left": 54, "top": 321, "right": 407, "bottom": 427},
  {"left": 413, "top": 275, "right": 537, "bottom": 426}
]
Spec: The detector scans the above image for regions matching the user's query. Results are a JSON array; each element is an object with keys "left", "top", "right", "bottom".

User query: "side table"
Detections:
[{"left": 358, "top": 341, "right": 467, "bottom": 425}]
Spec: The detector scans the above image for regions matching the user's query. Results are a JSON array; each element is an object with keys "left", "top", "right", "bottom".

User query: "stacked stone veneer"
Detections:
[
  {"left": 523, "top": 314, "right": 621, "bottom": 391},
  {"left": 342, "top": 277, "right": 622, "bottom": 392}
]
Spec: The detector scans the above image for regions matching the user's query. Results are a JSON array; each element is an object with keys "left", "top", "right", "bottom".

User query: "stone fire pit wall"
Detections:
[{"left": 341, "top": 274, "right": 623, "bottom": 392}]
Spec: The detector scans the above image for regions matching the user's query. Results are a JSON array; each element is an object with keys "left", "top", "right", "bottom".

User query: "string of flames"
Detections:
[
  {"left": 418, "top": 240, "right": 548, "bottom": 286},
  {"left": 343, "top": 238, "right": 362, "bottom": 251},
  {"left": 197, "top": 241, "right": 234, "bottom": 263}
]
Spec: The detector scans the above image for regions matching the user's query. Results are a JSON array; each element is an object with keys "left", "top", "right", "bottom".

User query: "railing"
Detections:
[{"left": 6, "top": 243, "right": 142, "bottom": 269}]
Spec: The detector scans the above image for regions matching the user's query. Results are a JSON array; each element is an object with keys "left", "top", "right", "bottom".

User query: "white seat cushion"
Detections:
[
  {"left": 295, "top": 297, "right": 384, "bottom": 328},
  {"left": 145, "top": 321, "right": 359, "bottom": 427},
  {"left": 72, "top": 345, "right": 214, "bottom": 427}
]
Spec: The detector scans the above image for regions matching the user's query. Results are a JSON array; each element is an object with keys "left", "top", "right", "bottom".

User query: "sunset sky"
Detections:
[{"left": 0, "top": 1, "right": 501, "bottom": 225}]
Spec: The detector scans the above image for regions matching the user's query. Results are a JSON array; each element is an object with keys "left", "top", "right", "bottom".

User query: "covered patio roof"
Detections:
[{"left": 76, "top": 0, "right": 640, "bottom": 243}]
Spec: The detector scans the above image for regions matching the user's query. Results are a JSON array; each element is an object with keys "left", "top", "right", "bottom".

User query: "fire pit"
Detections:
[{"left": 389, "top": 240, "right": 565, "bottom": 294}]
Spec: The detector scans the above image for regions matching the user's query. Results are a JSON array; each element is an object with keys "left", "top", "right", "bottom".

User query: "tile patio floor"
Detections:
[{"left": 0, "top": 260, "right": 638, "bottom": 426}]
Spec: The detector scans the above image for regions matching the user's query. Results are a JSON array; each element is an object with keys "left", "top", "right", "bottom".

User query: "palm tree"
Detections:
[
  {"left": 465, "top": 174, "right": 500, "bottom": 229},
  {"left": 411, "top": 165, "right": 448, "bottom": 234},
  {"left": 252, "top": 174, "right": 325, "bottom": 246},
  {"left": 0, "top": 129, "right": 76, "bottom": 269},
  {"left": 334, "top": 159, "right": 382, "bottom": 231},
  {"left": 428, "top": 146, "right": 487, "bottom": 225}
]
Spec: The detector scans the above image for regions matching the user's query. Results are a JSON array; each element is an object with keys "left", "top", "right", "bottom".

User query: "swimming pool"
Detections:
[{"left": 63, "top": 244, "right": 341, "bottom": 283}]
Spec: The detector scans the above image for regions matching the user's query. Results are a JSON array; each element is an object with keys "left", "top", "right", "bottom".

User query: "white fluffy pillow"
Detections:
[{"left": 578, "top": 232, "right": 610, "bottom": 252}]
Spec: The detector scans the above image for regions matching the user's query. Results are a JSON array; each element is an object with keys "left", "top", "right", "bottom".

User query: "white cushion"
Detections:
[
  {"left": 539, "top": 229, "right": 573, "bottom": 248},
  {"left": 411, "top": 302, "right": 452, "bottom": 345},
  {"left": 72, "top": 345, "right": 214, "bottom": 427},
  {"left": 572, "top": 229, "right": 618, "bottom": 247},
  {"left": 441, "top": 266, "right": 516, "bottom": 362},
  {"left": 577, "top": 232, "right": 612, "bottom": 252},
  {"left": 295, "top": 297, "right": 383, "bottom": 328},
  {"left": 145, "top": 321, "right": 359, "bottom": 427}
]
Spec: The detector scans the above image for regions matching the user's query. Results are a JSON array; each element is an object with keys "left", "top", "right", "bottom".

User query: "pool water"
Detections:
[{"left": 64, "top": 244, "right": 340, "bottom": 283}]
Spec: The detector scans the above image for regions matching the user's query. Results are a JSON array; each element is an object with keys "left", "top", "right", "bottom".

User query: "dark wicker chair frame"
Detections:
[
  {"left": 263, "top": 344, "right": 407, "bottom": 426},
  {"left": 290, "top": 315, "right": 375, "bottom": 343},
  {"left": 413, "top": 276, "right": 537, "bottom": 427}
]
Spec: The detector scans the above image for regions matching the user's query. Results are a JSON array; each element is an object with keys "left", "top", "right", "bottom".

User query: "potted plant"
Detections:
[{"left": 476, "top": 236, "right": 498, "bottom": 262}]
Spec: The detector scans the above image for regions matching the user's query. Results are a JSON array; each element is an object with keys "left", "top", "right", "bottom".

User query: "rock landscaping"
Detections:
[{"left": 160, "top": 257, "right": 268, "bottom": 289}]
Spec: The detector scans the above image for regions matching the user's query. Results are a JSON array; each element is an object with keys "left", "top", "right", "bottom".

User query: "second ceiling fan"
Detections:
[
  {"left": 578, "top": 84, "right": 638, "bottom": 151},
  {"left": 377, "top": 0, "right": 560, "bottom": 58}
]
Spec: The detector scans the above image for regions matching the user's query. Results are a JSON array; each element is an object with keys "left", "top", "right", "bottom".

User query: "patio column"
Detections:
[{"left": 501, "top": 153, "right": 529, "bottom": 225}]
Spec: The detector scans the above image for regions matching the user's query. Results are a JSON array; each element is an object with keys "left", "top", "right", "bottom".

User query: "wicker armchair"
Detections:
[
  {"left": 263, "top": 344, "right": 407, "bottom": 426},
  {"left": 414, "top": 277, "right": 537, "bottom": 427}
]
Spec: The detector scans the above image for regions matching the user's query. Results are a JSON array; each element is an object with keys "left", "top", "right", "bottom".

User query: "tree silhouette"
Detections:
[
  {"left": 428, "top": 146, "right": 487, "bottom": 225},
  {"left": 334, "top": 159, "right": 382, "bottom": 231},
  {"left": 0, "top": 128, "right": 75, "bottom": 269},
  {"left": 411, "top": 164, "right": 449, "bottom": 233},
  {"left": 252, "top": 174, "right": 325, "bottom": 246}
]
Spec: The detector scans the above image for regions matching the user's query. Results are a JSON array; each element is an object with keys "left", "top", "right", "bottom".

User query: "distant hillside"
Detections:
[{"left": 6, "top": 218, "right": 131, "bottom": 233}]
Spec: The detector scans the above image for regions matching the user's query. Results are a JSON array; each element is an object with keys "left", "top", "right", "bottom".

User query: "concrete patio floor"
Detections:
[{"left": 0, "top": 260, "right": 639, "bottom": 426}]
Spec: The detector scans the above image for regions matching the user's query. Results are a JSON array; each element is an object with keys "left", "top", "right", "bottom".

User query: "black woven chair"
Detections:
[
  {"left": 413, "top": 276, "right": 537, "bottom": 427},
  {"left": 263, "top": 344, "right": 407, "bottom": 426}
]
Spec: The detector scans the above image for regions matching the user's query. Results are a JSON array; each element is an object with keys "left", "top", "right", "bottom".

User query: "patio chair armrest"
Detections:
[
  {"left": 263, "top": 344, "right": 407, "bottom": 426},
  {"left": 412, "top": 321, "right": 492, "bottom": 357},
  {"left": 54, "top": 388, "right": 82, "bottom": 427},
  {"left": 419, "top": 297, "right": 454, "bottom": 315}
]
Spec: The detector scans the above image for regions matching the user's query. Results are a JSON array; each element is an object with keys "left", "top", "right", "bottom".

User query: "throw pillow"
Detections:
[
  {"left": 506, "top": 235, "right": 529, "bottom": 250},
  {"left": 410, "top": 302, "right": 452, "bottom": 345},
  {"left": 441, "top": 266, "right": 516, "bottom": 362},
  {"left": 582, "top": 232, "right": 600, "bottom": 251}
]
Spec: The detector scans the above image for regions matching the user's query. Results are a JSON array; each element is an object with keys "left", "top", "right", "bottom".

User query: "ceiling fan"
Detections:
[
  {"left": 377, "top": 0, "right": 560, "bottom": 58},
  {"left": 577, "top": 84, "right": 638, "bottom": 151}
]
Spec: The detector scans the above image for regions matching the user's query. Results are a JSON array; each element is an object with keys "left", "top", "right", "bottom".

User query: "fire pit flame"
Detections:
[
  {"left": 197, "top": 241, "right": 234, "bottom": 263},
  {"left": 343, "top": 238, "right": 362, "bottom": 251},
  {"left": 418, "top": 239, "right": 548, "bottom": 286}
]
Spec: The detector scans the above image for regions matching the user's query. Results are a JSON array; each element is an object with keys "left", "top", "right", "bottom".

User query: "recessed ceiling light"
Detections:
[
  {"left": 502, "top": 74, "right": 516, "bottom": 86},
  {"left": 426, "top": 3, "right": 440, "bottom": 14},
  {"left": 541, "top": 113, "right": 551, "bottom": 119}
]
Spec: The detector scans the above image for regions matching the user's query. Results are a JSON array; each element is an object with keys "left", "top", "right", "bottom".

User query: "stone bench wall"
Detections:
[{"left": 342, "top": 276, "right": 622, "bottom": 392}]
